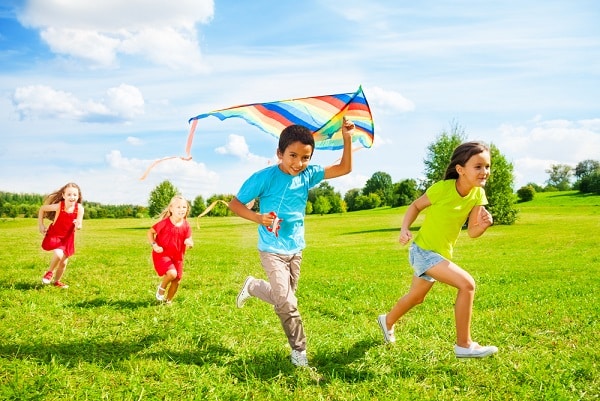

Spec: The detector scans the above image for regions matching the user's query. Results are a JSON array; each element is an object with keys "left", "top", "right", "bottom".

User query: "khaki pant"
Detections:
[{"left": 248, "top": 251, "right": 305, "bottom": 351}]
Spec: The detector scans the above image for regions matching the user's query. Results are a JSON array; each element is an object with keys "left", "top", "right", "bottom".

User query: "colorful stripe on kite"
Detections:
[
  {"left": 140, "top": 86, "right": 374, "bottom": 179},
  {"left": 188, "top": 85, "right": 374, "bottom": 150}
]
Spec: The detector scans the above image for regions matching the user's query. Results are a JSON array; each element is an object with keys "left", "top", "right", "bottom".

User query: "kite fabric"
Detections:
[{"left": 140, "top": 86, "right": 374, "bottom": 180}]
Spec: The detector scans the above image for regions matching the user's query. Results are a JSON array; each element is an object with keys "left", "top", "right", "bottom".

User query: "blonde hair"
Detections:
[
  {"left": 42, "top": 182, "right": 83, "bottom": 220},
  {"left": 156, "top": 195, "right": 190, "bottom": 220}
]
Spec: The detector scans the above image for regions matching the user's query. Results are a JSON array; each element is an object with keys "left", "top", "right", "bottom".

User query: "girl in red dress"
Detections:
[
  {"left": 38, "top": 183, "right": 85, "bottom": 289},
  {"left": 147, "top": 195, "right": 194, "bottom": 304}
]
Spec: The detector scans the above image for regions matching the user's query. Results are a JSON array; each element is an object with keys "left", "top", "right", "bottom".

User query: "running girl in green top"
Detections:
[{"left": 378, "top": 141, "right": 498, "bottom": 358}]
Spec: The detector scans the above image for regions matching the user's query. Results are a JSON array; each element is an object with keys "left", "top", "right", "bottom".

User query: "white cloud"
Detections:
[
  {"left": 18, "top": 0, "right": 214, "bottom": 70},
  {"left": 104, "top": 150, "right": 221, "bottom": 203},
  {"left": 215, "top": 134, "right": 274, "bottom": 164},
  {"left": 12, "top": 84, "right": 144, "bottom": 122},
  {"left": 126, "top": 136, "right": 143, "bottom": 146},
  {"left": 496, "top": 117, "right": 600, "bottom": 187},
  {"left": 40, "top": 27, "right": 121, "bottom": 66},
  {"left": 105, "top": 84, "right": 145, "bottom": 120},
  {"left": 365, "top": 86, "right": 415, "bottom": 113}
]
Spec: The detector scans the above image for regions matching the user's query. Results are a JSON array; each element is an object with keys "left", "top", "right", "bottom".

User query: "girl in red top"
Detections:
[
  {"left": 38, "top": 182, "right": 85, "bottom": 289},
  {"left": 147, "top": 195, "right": 194, "bottom": 304}
]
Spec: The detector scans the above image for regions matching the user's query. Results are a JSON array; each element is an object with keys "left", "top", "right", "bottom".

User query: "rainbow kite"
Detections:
[{"left": 141, "top": 86, "right": 374, "bottom": 179}]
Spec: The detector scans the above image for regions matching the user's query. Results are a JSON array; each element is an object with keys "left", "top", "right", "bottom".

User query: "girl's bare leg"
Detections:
[
  {"left": 159, "top": 269, "right": 177, "bottom": 300},
  {"left": 166, "top": 280, "right": 179, "bottom": 302},
  {"left": 53, "top": 258, "right": 68, "bottom": 282},
  {"left": 427, "top": 260, "right": 476, "bottom": 348},
  {"left": 385, "top": 275, "right": 434, "bottom": 330},
  {"left": 47, "top": 249, "right": 65, "bottom": 274}
]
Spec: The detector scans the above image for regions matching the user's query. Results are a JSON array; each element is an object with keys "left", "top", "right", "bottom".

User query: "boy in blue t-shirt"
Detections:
[{"left": 228, "top": 119, "right": 355, "bottom": 367}]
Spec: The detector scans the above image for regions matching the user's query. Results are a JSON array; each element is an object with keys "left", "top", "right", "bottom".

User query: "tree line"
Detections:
[
  {"left": 3, "top": 123, "right": 597, "bottom": 223},
  {"left": 0, "top": 191, "right": 148, "bottom": 219}
]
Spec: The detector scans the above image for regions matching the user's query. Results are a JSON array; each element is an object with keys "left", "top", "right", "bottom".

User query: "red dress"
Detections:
[
  {"left": 151, "top": 218, "right": 191, "bottom": 279},
  {"left": 42, "top": 201, "right": 78, "bottom": 257}
]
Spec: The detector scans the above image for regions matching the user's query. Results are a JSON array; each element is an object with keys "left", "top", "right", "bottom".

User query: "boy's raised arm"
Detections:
[{"left": 324, "top": 118, "right": 355, "bottom": 179}]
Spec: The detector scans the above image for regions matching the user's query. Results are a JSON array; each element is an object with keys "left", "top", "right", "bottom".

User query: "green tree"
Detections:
[
  {"left": 313, "top": 196, "right": 332, "bottom": 215},
  {"left": 305, "top": 200, "right": 313, "bottom": 215},
  {"left": 148, "top": 181, "right": 179, "bottom": 217},
  {"left": 392, "top": 179, "right": 419, "bottom": 207},
  {"left": 308, "top": 182, "right": 344, "bottom": 214},
  {"left": 485, "top": 144, "right": 518, "bottom": 225},
  {"left": 191, "top": 195, "right": 206, "bottom": 217},
  {"left": 423, "top": 121, "right": 466, "bottom": 187},
  {"left": 205, "top": 194, "right": 234, "bottom": 217},
  {"left": 343, "top": 188, "right": 361, "bottom": 212},
  {"left": 363, "top": 171, "right": 393, "bottom": 206},
  {"left": 517, "top": 185, "right": 535, "bottom": 202},
  {"left": 578, "top": 171, "right": 600, "bottom": 194},
  {"left": 525, "top": 182, "right": 544, "bottom": 192},
  {"left": 574, "top": 159, "right": 600, "bottom": 193},
  {"left": 354, "top": 193, "right": 381, "bottom": 210},
  {"left": 574, "top": 159, "right": 600, "bottom": 179},
  {"left": 545, "top": 164, "right": 573, "bottom": 191}
]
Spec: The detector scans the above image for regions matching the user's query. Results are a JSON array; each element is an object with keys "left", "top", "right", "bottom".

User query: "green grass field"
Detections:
[{"left": 1, "top": 191, "right": 598, "bottom": 400}]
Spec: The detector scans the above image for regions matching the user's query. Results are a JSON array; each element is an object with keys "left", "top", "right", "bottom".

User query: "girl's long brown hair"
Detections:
[{"left": 42, "top": 182, "right": 83, "bottom": 220}]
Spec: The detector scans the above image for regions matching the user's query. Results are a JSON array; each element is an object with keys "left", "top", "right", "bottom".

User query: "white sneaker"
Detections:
[
  {"left": 377, "top": 314, "right": 396, "bottom": 343},
  {"left": 236, "top": 276, "right": 254, "bottom": 308},
  {"left": 291, "top": 349, "right": 308, "bottom": 367},
  {"left": 454, "top": 342, "right": 498, "bottom": 358}
]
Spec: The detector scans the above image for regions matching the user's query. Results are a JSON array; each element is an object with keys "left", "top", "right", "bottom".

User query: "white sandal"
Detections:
[{"left": 156, "top": 285, "right": 166, "bottom": 301}]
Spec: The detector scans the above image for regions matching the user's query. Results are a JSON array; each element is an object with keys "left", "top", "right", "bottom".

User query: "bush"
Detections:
[
  {"left": 578, "top": 172, "right": 600, "bottom": 194},
  {"left": 517, "top": 185, "right": 535, "bottom": 202}
]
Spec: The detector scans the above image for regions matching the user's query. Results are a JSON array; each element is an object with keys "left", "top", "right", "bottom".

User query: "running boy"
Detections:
[{"left": 229, "top": 119, "right": 355, "bottom": 367}]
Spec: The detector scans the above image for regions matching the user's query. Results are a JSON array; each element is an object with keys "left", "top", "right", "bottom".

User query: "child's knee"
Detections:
[
  {"left": 459, "top": 278, "right": 476, "bottom": 292},
  {"left": 166, "top": 269, "right": 178, "bottom": 280},
  {"left": 408, "top": 292, "right": 427, "bottom": 306}
]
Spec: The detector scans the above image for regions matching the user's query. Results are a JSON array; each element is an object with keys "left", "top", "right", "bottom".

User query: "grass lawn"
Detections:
[{"left": 0, "top": 191, "right": 598, "bottom": 400}]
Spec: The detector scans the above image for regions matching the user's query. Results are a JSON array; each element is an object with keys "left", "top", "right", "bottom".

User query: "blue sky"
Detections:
[{"left": 1, "top": 0, "right": 599, "bottom": 205}]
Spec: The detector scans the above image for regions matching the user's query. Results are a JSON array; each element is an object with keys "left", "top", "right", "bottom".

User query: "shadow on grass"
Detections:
[
  {"left": 228, "top": 350, "right": 297, "bottom": 381},
  {"left": 147, "top": 337, "right": 235, "bottom": 367},
  {"left": 5, "top": 281, "right": 44, "bottom": 291},
  {"left": 0, "top": 335, "right": 163, "bottom": 365},
  {"left": 72, "top": 297, "right": 157, "bottom": 310},
  {"left": 228, "top": 339, "right": 377, "bottom": 384},
  {"left": 312, "top": 339, "right": 378, "bottom": 383}
]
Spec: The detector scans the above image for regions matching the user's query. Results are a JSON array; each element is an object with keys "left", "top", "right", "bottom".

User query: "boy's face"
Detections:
[{"left": 277, "top": 141, "right": 313, "bottom": 176}]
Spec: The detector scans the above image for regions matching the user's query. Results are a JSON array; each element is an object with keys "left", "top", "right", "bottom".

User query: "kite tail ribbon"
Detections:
[
  {"left": 139, "top": 119, "right": 198, "bottom": 180},
  {"left": 195, "top": 198, "right": 255, "bottom": 228}
]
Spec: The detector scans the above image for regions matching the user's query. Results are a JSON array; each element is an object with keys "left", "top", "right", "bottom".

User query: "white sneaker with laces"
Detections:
[
  {"left": 236, "top": 276, "right": 255, "bottom": 308},
  {"left": 291, "top": 349, "right": 308, "bottom": 367},
  {"left": 454, "top": 342, "right": 498, "bottom": 358},
  {"left": 377, "top": 314, "right": 396, "bottom": 343}
]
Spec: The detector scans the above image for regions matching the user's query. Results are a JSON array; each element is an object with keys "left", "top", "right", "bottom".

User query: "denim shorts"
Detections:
[{"left": 409, "top": 242, "right": 446, "bottom": 282}]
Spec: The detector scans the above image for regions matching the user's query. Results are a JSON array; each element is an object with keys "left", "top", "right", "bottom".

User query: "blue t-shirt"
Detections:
[{"left": 236, "top": 164, "right": 325, "bottom": 254}]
